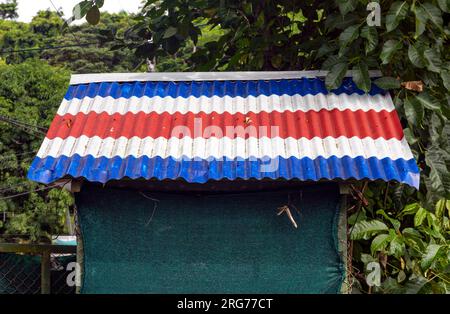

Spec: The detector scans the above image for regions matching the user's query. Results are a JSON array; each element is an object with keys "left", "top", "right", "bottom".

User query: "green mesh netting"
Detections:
[{"left": 77, "top": 183, "right": 345, "bottom": 293}]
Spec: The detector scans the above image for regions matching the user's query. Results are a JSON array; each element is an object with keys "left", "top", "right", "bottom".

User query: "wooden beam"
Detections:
[{"left": 0, "top": 243, "right": 76, "bottom": 254}]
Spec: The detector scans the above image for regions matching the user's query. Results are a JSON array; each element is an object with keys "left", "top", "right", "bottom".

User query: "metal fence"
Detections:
[{"left": 0, "top": 243, "right": 77, "bottom": 294}]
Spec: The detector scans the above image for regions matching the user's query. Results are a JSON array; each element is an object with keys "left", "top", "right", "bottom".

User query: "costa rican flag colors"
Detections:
[{"left": 28, "top": 73, "right": 420, "bottom": 188}]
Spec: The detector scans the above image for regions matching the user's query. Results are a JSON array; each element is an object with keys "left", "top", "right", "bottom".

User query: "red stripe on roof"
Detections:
[{"left": 46, "top": 109, "right": 404, "bottom": 140}]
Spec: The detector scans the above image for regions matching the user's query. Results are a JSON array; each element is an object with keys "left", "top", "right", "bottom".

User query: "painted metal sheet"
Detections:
[{"left": 28, "top": 74, "right": 420, "bottom": 188}]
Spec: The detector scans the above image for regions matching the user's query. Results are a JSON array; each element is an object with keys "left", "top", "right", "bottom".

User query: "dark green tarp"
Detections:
[{"left": 77, "top": 183, "right": 345, "bottom": 293}]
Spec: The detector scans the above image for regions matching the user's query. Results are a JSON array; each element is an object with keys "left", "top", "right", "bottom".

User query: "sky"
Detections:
[{"left": 9, "top": 0, "right": 142, "bottom": 22}]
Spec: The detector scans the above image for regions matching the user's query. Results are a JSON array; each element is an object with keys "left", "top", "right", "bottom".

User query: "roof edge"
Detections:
[{"left": 69, "top": 70, "right": 383, "bottom": 85}]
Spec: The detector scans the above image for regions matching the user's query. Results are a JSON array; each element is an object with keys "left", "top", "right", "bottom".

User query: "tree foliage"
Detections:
[
  {"left": 0, "top": 59, "right": 73, "bottom": 242},
  {"left": 0, "top": 10, "right": 140, "bottom": 73},
  {"left": 0, "top": 0, "right": 18, "bottom": 20}
]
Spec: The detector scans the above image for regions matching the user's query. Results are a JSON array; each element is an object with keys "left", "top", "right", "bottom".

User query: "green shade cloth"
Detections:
[{"left": 77, "top": 183, "right": 345, "bottom": 293}]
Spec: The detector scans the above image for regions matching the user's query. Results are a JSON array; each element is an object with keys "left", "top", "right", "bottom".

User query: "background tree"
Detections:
[
  {"left": 0, "top": 59, "right": 73, "bottom": 242},
  {"left": 0, "top": 0, "right": 18, "bottom": 20},
  {"left": 0, "top": 10, "right": 141, "bottom": 72}
]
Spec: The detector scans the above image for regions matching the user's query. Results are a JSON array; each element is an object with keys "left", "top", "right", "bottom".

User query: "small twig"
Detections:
[
  {"left": 350, "top": 183, "right": 369, "bottom": 207},
  {"left": 277, "top": 205, "right": 298, "bottom": 228},
  {"left": 348, "top": 182, "right": 368, "bottom": 241},
  {"left": 139, "top": 192, "right": 160, "bottom": 226}
]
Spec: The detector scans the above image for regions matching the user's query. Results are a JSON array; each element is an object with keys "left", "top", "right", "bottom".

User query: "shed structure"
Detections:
[{"left": 28, "top": 71, "right": 419, "bottom": 293}]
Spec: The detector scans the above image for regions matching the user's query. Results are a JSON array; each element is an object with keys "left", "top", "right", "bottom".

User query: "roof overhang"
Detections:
[{"left": 70, "top": 70, "right": 383, "bottom": 85}]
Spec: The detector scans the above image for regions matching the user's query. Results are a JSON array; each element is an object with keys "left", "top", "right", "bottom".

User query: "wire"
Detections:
[
  {"left": 0, "top": 115, "right": 47, "bottom": 135},
  {"left": 0, "top": 182, "right": 33, "bottom": 193},
  {"left": 49, "top": 0, "right": 87, "bottom": 50},
  {"left": 0, "top": 180, "right": 71, "bottom": 201},
  {"left": 0, "top": 114, "right": 48, "bottom": 131},
  {"left": 0, "top": 42, "right": 103, "bottom": 55}
]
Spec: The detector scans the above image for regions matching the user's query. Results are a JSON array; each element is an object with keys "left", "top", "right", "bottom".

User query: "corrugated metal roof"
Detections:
[{"left": 28, "top": 72, "right": 420, "bottom": 188}]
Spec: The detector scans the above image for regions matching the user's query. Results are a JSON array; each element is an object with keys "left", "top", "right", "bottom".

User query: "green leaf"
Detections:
[
  {"left": 85, "top": 5, "right": 100, "bottom": 25},
  {"left": 336, "top": 0, "right": 357, "bottom": 15},
  {"left": 421, "top": 3, "right": 443, "bottom": 28},
  {"left": 385, "top": 2, "right": 409, "bottom": 32},
  {"left": 435, "top": 199, "right": 446, "bottom": 221},
  {"left": 425, "top": 147, "right": 450, "bottom": 197},
  {"left": 424, "top": 48, "right": 442, "bottom": 73},
  {"left": 95, "top": 0, "right": 104, "bottom": 8},
  {"left": 408, "top": 44, "right": 426, "bottom": 68},
  {"left": 339, "top": 25, "right": 359, "bottom": 48},
  {"left": 414, "top": 5, "right": 427, "bottom": 38},
  {"left": 353, "top": 62, "right": 371, "bottom": 93},
  {"left": 400, "top": 203, "right": 420, "bottom": 216},
  {"left": 322, "top": 55, "right": 340, "bottom": 70},
  {"left": 163, "top": 26, "right": 178, "bottom": 39},
  {"left": 376, "top": 209, "right": 401, "bottom": 231},
  {"left": 360, "top": 253, "right": 377, "bottom": 265},
  {"left": 243, "top": 2, "right": 252, "bottom": 15},
  {"left": 441, "top": 70, "right": 450, "bottom": 91},
  {"left": 255, "top": 12, "right": 265, "bottom": 28},
  {"left": 397, "top": 270, "right": 406, "bottom": 283},
  {"left": 73, "top": 1, "right": 92, "bottom": 18},
  {"left": 350, "top": 220, "right": 389, "bottom": 240},
  {"left": 371, "top": 233, "right": 393, "bottom": 254},
  {"left": 348, "top": 209, "right": 367, "bottom": 225},
  {"left": 414, "top": 207, "right": 428, "bottom": 226},
  {"left": 316, "top": 43, "right": 338, "bottom": 59},
  {"left": 403, "top": 276, "right": 429, "bottom": 293},
  {"left": 416, "top": 92, "right": 441, "bottom": 110},
  {"left": 421, "top": 244, "right": 444, "bottom": 269},
  {"left": 388, "top": 235, "right": 405, "bottom": 257},
  {"left": 437, "top": 0, "right": 450, "bottom": 13},
  {"left": 373, "top": 77, "right": 400, "bottom": 90},
  {"left": 402, "top": 227, "right": 423, "bottom": 241},
  {"left": 404, "top": 97, "right": 424, "bottom": 126},
  {"left": 403, "top": 127, "right": 418, "bottom": 145},
  {"left": 360, "top": 25, "right": 378, "bottom": 54},
  {"left": 380, "top": 40, "right": 402, "bottom": 64},
  {"left": 325, "top": 62, "right": 348, "bottom": 90}
]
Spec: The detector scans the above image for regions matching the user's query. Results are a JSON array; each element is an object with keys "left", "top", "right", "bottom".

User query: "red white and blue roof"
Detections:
[{"left": 27, "top": 71, "right": 420, "bottom": 188}]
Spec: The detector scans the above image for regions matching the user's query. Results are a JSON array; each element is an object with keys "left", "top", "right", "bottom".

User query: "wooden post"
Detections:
[{"left": 41, "top": 250, "right": 51, "bottom": 294}]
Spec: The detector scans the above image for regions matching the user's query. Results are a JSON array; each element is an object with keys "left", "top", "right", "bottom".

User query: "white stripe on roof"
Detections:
[
  {"left": 69, "top": 70, "right": 383, "bottom": 85},
  {"left": 37, "top": 136, "right": 413, "bottom": 160},
  {"left": 57, "top": 93, "right": 394, "bottom": 116}
]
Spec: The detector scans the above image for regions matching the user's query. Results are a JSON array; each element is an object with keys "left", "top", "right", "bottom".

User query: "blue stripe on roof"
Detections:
[
  {"left": 64, "top": 77, "right": 386, "bottom": 100},
  {"left": 28, "top": 155, "right": 419, "bottom": 188}
]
